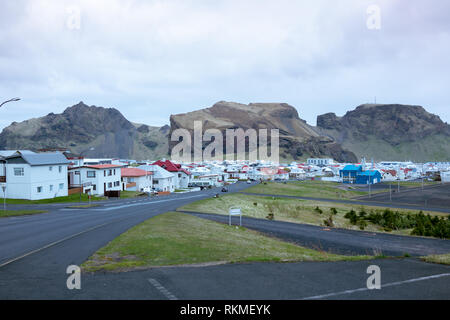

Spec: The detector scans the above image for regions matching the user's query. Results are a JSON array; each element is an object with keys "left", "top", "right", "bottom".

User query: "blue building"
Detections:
[
  {"left": 355, "top": 170, "right": 382, "bottom": 185},
  {"left": 340, "top": 165, "right": 363, "bottom": 184},
  {"left": 340, "top": 165, "right": 381, "bottom": 184}
]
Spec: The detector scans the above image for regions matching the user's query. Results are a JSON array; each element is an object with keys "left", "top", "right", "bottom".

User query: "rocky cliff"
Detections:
[
  {"left": 316, "top": 104, "right": 450, "bottom": 161},
  {"left": 0, "top": 102, "right": 169, "bottom": 160},
  {"left": 170, "top": 101, "right": 358, "bottom": 162}
]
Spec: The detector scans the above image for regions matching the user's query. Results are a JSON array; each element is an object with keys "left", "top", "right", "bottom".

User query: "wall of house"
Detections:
[
  {"left": 153, "top": 177, "right": 174, "bottom": 192},
  {"left": 6, "top": 163, "right": 68, "bottom": 200}
]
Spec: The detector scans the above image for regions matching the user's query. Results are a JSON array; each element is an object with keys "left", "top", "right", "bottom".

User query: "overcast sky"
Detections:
[{"left": 1, "top": 0, "right": 449, "bottom": 130}]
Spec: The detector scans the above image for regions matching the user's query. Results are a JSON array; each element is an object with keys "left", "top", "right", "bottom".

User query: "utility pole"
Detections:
[{"left": 369, "top": 181, "right": 371, "bottom": 198}]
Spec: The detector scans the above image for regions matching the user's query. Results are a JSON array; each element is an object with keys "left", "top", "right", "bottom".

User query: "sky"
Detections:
[{"left": 0, "top": 0, "right": 449, "bottom": 130}]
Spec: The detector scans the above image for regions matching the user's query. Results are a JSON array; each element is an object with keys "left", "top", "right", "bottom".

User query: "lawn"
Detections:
[
  {"left": 3, "top": 193, "right": 106, "bottom": 204},
  {"left": 243, "top": 180, "right": 367, "bottom": 199},
  {"left": 81, "top": 211, "right": 373, "bottom": 272},
  {"left": 179, "top": 193, "right": 448, "bottom": 236},
  {"left": 0, "top": 210, "right": 47, "bottom": 218},
  {"left": 422, "top": 253, "right": 450, "bottom": 265},
  {"left": 120, "top": 191, "right": 147, "bottom": 199}
]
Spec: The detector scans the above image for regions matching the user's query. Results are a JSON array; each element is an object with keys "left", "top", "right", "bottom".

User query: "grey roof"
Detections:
[
  {"left": 7, "top": 152, "right": 69, "bottom": 166},
  {"left": 0, "top": 150, "right": 35, "bottom": 157}
]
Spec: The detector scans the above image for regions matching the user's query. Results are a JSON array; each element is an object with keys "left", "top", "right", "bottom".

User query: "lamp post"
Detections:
[
  {"left": 1, "top": 98, "right": 20, "bottom": 210},
  {"left": 0, "top": 98, "right": 20, "bottom": 109}
]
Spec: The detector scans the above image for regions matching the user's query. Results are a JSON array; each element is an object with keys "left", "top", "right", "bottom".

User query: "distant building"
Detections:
[
  {"left": 307, "top": 158, "right": 335, "bottom": 166},
  {"left": 340, "top": 165, "right": 363, "bottom": 184},
  {"left": 355, "top": 170, "right": 382, "bottom": 185}
]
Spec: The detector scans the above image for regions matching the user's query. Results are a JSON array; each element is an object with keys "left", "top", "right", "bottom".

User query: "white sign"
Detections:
[{"left": 229, "top": 207, "right": 242, "bottom": 226}]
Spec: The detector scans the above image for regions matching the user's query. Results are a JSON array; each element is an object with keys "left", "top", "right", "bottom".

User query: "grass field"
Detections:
[
  {"left": 3, "top": 193, "right": 106, "bottom": 204},
  {"left": 422, "top": 253, "right": 450, "bottom": 265},
  {"left": 243, "top": 180, "right": 367, "bottom": 199},
  {"left": 0, "top": 209, "right": 47, "bottom": 218},
  {"left": 81, "top": 211, "right": 373, "bottom": 272},
  {"left": 179, "top": 194, "right": 447, "bottom": 236}
]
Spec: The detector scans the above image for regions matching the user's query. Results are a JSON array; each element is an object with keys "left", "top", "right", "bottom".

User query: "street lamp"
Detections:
[{"left": 0, "top": 98, "right": 21, "bottom": 109}]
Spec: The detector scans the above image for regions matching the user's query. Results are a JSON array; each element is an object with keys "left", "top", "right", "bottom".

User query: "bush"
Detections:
[
  {"left": 358, "top": 220, "right": 368, "bottom": 230},
  {"left": 314, "top": 206, "right": 323, "bottom": 214},
  {"left": 323, "top": 215, "right": 334, "bottom": 227},
  {"left": 342, "top": 208, "right": 450, "bottom": 239},
  {"left": 330, "top": 207, "right": 338, "bottom": 215},
  {"left": 345, "top": 210, "right": 358, "bottom": 225}
]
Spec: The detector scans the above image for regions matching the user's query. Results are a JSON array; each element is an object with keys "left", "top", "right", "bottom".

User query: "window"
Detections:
[
  {"left": 59, "top": 166, "right": 62, "bottom": 173},
  {"left": 49, "top": 166, "right": 53, "bottom": 171},
  {"left": 50, "top": 185, "right": 53, "bottom": 192},
  {"left": 108, "top": 182, "right": 112, "bottom": 188},
  {"left": 93, "top": 185, "right": 96, "bottom": 191},
  {"left": 104, "top": 170, "right": 106, "bottom": 177},
  {"left": 59, "top": 183, "right": 64, "bottom": 190},
  {"left": 37, "top": 186, "right": 42, "bottom": 193},
  {"left": 113, "top": 169, "right": 116, "bottom": 175},
  {"left": 14, "top": 168, "right": 24, "bottom": 176},
  {"left": 87, "top": 171, "right": 96, "bottom": 178},
  {"left": 114, "top": 181, "right": 120, "bottom": 187},
  {"left": 108, "top": 170, "right": 112, "bottom": 176}
]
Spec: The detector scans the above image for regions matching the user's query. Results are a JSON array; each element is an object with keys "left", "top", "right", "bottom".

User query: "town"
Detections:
[{"left": 0, "top": 149, "right": 449, "bottom": 201}]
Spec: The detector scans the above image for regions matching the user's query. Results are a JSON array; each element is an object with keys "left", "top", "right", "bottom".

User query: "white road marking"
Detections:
[
  {"left": 0, "top": 220, "right": 116, "bottom": 268},
  {"left": 148, "top": 278, "right": 178, "bottom": 300},
  {"left": 92, "top": 195, "right": 205, "bottom": 211},
  {"left": 301, "top": 273, "right": 450, "bottom": 300}
]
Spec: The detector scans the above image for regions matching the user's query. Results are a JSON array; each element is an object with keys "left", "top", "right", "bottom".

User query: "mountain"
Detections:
[
  {"left": 0, "top": 102, "right": 169, "bottom": 160},
  {"left": 170, "top": 101, "right": 358, "bottom": 162},
  {"left": 316, "top": 104, "right": 450, "bottom": 162}
]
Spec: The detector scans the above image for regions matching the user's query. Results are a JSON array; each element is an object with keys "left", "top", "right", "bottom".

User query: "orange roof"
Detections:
[{"left": 121, "top": 168, "right": 153, "bottom": 177}]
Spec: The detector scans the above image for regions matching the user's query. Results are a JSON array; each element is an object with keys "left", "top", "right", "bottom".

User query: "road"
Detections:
[{"left": 0, "top": 182, "right": 449, "bottom": 299}]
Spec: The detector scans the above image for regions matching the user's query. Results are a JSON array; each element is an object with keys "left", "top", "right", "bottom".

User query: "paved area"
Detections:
[{"left": 0, "top": 181, "right": 449, "bottom": 300}]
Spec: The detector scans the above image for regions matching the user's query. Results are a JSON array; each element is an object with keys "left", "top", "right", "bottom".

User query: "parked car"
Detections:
[{"left": 247, "top": 180, "right": 252, "bottom": 184}]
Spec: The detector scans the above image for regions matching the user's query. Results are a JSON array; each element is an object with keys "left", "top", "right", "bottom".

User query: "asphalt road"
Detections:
[
  {"left": 180, "top": 211, "right": 450, "bottom": 256},
  {"left": 0, "top": 181, "right": 449, "bottom": 299},
  {"left": 241, "top": 192, "right": 450, "bottom": 214}
]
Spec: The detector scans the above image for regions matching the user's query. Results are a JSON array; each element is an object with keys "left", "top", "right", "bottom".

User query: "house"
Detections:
[
  {"left": 189, "top": 174, "right": 221, "bottom": 187},
  {"left": 307, "top": 158, "right": 335, "bottom": 166},
  {"left": 441, "top": 171, "right": 450, "bottom": 183},
  {"left": 355, "top": 170, "right": 382, "bottom": 185},
  {"left": 3, "top": 152, "right": 69, "bottom": 200},
  {"left": 152, "top": 160, "right": 191, "bottom": 189},
  {"left": 340, "top": 165, "right": 363, "bottom": 184},
  {"left": 121, "top": 168, "right": 153, "bottom": 192},
  {"left": 340, "top": 165, "right": 381, "bottom": 184},
  {"left": 138, "top": 165, "right": 175, "bottom": 192},
  {"left": 69, "top": 164, "right": 123, "bottom": 196}
]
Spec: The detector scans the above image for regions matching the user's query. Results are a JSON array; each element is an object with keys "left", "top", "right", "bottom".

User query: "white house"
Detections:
[
  {"left": 307, "top": 158, "right": 335, "bottom": 166},
  {"left": 138, "top": 165, "right": 175, "bottom": 192},
  {"left": 121, "top": 168, "right": 153, "bottom": 192},
  {"left": 69, "top": 164, "right": 123, "bottom": 196},
  {"left": 3, "top": 152, "right": 69, "bottom": 200},
  {"left": 152, "top": 160, "right": 191, "bottom": 189}
]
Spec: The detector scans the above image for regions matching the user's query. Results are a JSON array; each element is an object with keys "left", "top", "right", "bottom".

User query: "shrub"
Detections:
[
  {"left": 358, "top": 220, "right": 368, "bottom": 230},
  {"left": 323, "top": 215, "right": 334, "bottom": 227},
  {"left": 314, "top": 206, "right": 323, "bottom": 214},
  {"left": 330, "top": 207, "right": 338, "bottom": 215}
]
